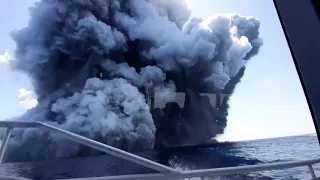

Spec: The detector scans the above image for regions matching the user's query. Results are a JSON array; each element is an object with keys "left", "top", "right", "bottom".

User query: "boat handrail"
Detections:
[
  {"left": 0, "top": 120, "right": 319, "bottom": 180},
  {"left": 0, "top": 121, "right": 177, "bottom": 173}
]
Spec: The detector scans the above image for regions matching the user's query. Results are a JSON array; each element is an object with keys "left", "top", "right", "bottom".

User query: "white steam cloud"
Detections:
[
  {"left": 18, "top": 88, "right": 38, "bottom": 110},
  {"left": 0, "top": 50, "right": 12, "bottom": 66}
]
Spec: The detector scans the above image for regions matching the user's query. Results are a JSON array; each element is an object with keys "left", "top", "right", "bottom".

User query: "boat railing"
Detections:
[{"left": 0, "top": 120, "right": 319, "bottom": 180}]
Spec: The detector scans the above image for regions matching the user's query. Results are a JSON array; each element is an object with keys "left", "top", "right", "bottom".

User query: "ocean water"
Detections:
[{"left": 0, "top": 134, "right": 319, "bottom": 180}]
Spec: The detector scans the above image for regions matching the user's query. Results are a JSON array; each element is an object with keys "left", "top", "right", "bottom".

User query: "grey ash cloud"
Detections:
[{"left": 3, "top": 0, "right": 262, "bottom": 161}]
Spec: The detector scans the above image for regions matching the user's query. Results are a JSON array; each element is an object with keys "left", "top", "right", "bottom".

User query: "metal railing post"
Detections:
[
  {"left": 0, "top": 127, "right": 13, "bottom": 163},
  {"left": 308, "top": 164, "right": 317, "bottom": 179}
]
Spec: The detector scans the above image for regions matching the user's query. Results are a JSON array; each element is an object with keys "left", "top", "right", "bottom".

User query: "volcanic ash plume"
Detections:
[{"left": 3, "top": 0, "right": 263, "bottom": 161}]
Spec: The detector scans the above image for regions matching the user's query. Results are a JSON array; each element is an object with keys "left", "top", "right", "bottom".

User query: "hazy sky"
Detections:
[{"left": 0, "top": 0, "right": 316, "bottom": 142}]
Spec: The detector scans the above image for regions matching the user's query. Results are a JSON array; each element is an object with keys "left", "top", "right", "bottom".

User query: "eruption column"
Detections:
[{"left": 2, "top": 0, "right": 262, "bottom": 161}]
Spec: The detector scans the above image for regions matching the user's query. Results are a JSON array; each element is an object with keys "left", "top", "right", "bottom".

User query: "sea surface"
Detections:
[{"left": 0, "top": 134, "right": 319, "bottom": 180}]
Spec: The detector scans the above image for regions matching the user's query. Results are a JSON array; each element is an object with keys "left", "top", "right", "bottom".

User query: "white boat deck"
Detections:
[{"left": 0, "top": 121, "right": 319, "bottom": 180}]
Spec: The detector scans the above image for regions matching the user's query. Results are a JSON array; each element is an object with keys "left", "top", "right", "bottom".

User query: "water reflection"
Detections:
[{"left": 0, "top": 142, "right": 262, "bottom": 179}]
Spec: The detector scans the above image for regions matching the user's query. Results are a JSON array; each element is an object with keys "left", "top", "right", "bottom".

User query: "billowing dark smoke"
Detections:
[{"left": 4, "top": 0, "right": 262, "bottom": 161}]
